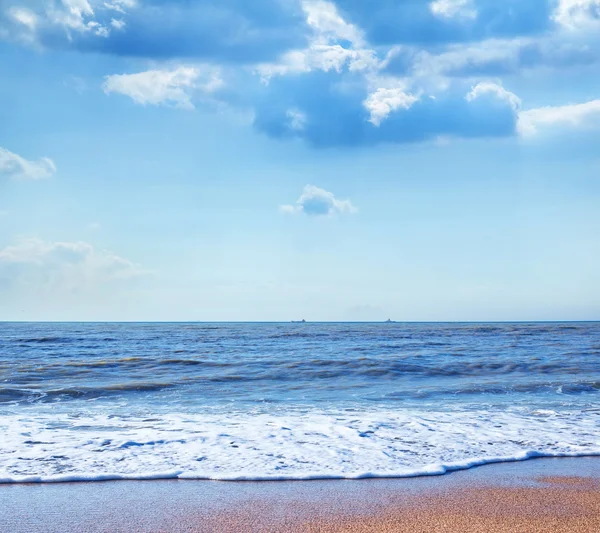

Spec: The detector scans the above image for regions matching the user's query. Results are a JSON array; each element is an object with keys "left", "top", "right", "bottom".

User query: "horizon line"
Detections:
[{"left": 1, "top": 320, "right": 599, "bottom": 324}]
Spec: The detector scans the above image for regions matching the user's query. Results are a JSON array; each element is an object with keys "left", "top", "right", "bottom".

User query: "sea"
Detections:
[{"left": 1, "top": 322, "right": 599, "bottom": 483}]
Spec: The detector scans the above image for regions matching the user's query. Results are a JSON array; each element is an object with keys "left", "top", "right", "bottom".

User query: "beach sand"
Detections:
[{"left": 1, "top": 457, "right": 599, "bottom": 532}]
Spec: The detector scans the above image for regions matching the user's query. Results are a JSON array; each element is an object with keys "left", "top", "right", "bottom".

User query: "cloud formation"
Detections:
[
  {"left": 280, "top": 185, "right": 357, "bottom": 216},
  {"left": 251, "top": 70, "right": 519, "bottom": 147},
  {"left": 0, "top": 0, "right": 307, "bottom": 62},
  {"left": 0, "top": 238, "right": 144, "bottom": 290},
  {"left": 554, "top": 0, "right": 600, "bottom": 28},
  {"left": 335, "top": 0, "right": 552, "bottom": 46},
  {"left": 430, "top": 0, "right": 477, "bottom": 20},
  {"left": 466, "top": 82, "right": 521, "bottom": 110},
  {"left": 6, "top": 0, "right": 600, "bottom": 148},
  {"left": 102, "top": 66, "right": 222, "bottom": 109},
  {"left": 255, "top": 0, "right": 380, "bottom": 82},
  {"left": 1, "top": 0, "right": 133, "bottom": 46},
  {"left": 250, "top": 1, "right": 600, "bottom": 146},
  {"left": 364, "top": 88, "right": 419, "bottom": 126},
  {"left": 518, "top": 99, "right": 600, "bottom": 135},
  {"left": 0, "top": 147, "right": 56, "bottom": 180}
]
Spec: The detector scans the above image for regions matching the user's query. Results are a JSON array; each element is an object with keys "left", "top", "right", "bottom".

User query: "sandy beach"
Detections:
[{"left": 1, "top": 457, "right": 598, "bottom": 532}]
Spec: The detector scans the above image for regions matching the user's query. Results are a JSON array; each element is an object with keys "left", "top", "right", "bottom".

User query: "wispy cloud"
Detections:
[
  {"left": 429, "top": 0, "right": 477, "bottom": 20},
  {"left": 102, "top": 66, "right": 223, "bottom": 109},
  {"left": 518, "top": 99, "right": 600, "bottom": 135},
  {"left": 2, "top": 0, "right": 137, "bottom": 46},
  {"left": 0, "top": 238, "right": 145, "bottom": 290},
  {"left": 0, "top": 147, "right": 56, "bottom": 180}
]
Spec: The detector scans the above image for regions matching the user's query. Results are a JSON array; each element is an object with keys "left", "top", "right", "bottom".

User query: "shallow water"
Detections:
[{"left": 1, "top": 322, "right": 599, "bottom": 481}]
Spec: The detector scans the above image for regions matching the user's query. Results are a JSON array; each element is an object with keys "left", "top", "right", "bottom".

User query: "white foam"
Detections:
[{"left": 1, "top": 407, "right": 599, "bottom": 483}]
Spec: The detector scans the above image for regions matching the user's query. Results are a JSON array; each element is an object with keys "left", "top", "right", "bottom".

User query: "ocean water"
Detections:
[{"left": 1, "top": 322, "right": 599, "bottom": 482}]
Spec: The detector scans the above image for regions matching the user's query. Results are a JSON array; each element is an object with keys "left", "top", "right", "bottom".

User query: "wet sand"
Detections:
[{"left": 1, "top": 457, "right": 599, "bottom": 532}]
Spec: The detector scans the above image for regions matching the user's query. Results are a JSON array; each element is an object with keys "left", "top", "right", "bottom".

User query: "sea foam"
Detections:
[{"left": 1, "top": 406, "right": 599, "bottom": 483}]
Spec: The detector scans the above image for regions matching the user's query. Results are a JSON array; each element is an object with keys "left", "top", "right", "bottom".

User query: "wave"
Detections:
[
  {"left": 0, "top": 382, "right": 177, "bottom": 402},
  {"left": 2, "top": 450, "right": 600, "bottom": 484},
  {"left": 132, "top": 356, "right": 592, "bottom": 374},
  {"left": 2, "top": 376, "right": 598, "bottom": 405},
  {"left": 15, "top": 336, "right": 74, "bottom": 343},
  {"left": 38, "top": 356, "right": 593, "bottom": 377}
]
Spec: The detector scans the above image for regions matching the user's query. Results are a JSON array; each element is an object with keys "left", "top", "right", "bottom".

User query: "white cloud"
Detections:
[
  {"left": 302, "top": 0, "right": 364, "bottom": 45},
  {"left": 518, "top": 99, "right": 600, "bottom": 135},
  {"left": 466, "top": 82, "right": 521, "bottom": 110},
  {"left": 280, "top": 185, "right": 357, "bottom": 216},
  {"left": 407, "top": 34, "right": 600, "bottom": 86},
  {"left": 364, "top": 87, "right": 419, "bottom": 126},
  {"left": 4, "top": 0, "right": 138, "bottom": 45},
  {"left": 0, "top": 238, "right": 144, "bottom": 290},
  {"left": 411, "top": 38, "right": 527, "bottom": 79},
  {"left": 46, "top": 0, "right": 110, "bottom": 36},
  {"left": 102, "top": 66, "right": 223, "bottom": 109},
  {"left": 8, "top": 7, "right": 38, "bottom": 30},
  {"left": 430, "top": 0, "right": 477, "bottom": 19},
  {"left": 110, "top": 17, "right": 125, "bottom": 30},
  {"left": 256, "top": 0, "right": 380, "bottom": 81},
  {"left": 89, "top": 21, "right": 109, "bottom": 37},
  {"left": 5, "top": 6, "right": 39, "bottom": 44},
  {"left": 554, "top": 0, "right": 600, "bottom": 29},
  {"left": 103, "top": 0, "right": 136, "bottom": 14},
  {"left": 0, "top": 147, "right": 56, "bottom": 180},
  {"left": 257, "top": 45, "right": 379, "bottom": 80}
]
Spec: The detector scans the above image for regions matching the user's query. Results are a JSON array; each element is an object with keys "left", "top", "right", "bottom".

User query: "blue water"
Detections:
[{"left": 1, "top": 322, "right": 599, "bottom": 481}]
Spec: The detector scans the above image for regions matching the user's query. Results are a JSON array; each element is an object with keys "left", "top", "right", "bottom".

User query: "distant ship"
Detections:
[
  {"left": 385, "top": 318, "right": 395, "bottom": 323},
  {"left": 291, "top": 319, "right": 306, "bottom": 323}
]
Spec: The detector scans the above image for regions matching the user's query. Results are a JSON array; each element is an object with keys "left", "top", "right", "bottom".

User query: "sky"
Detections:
[{"left": 1, "top": 0, "right": 600, "bottom": 321}]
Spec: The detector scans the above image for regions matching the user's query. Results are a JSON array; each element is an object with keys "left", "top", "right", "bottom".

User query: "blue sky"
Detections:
[{"left": 1, "top": 0, "right": 600, "bottom": 321}]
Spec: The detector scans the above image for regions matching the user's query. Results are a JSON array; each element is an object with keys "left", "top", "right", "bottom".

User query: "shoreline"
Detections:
[
  {"left": 1, "top": 457, "right": 599, "bottom": 532},
  {"left": 3, "top": 451, "right": 600, "bottom": 485}
]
